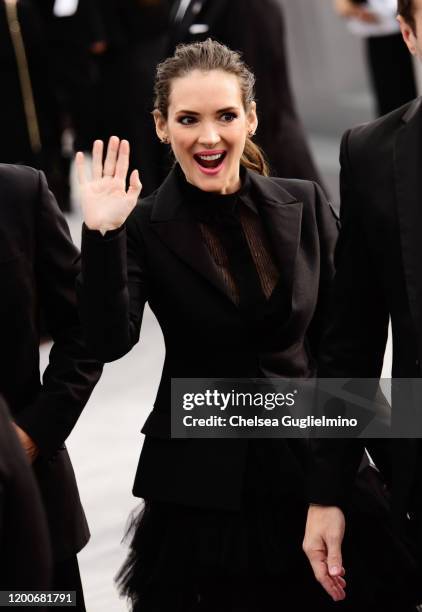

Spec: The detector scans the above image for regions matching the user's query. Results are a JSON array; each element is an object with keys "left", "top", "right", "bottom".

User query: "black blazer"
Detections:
[
  {"left": 79, "top": 166, "right": 337, "bottom": 510},
  {"left": 0, "top": 164, "right": 103, "bottom": 561},
  {"left": 0, "top": 397, "right": 51, "bottom": 591},
  {"left": 309, "top": 99, "right": 422, "bottom": 523}
]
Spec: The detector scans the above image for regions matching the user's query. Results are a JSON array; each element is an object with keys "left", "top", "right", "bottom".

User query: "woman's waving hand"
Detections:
[{"left": 76, "top": 136, "right": 142, "bottom": 235}]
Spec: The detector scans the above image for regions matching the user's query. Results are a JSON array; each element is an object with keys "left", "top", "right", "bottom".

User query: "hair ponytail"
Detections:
[{"left": 241, "top": 137, "right": 269, "bottom": 177}]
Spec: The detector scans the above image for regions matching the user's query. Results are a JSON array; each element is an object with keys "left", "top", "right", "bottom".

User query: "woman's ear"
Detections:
[
  {"left": 153, "top": 110, "right": 169, "bottom": 143},
  {"left": 246, "top": 101, "right": 258, "bottom": 137}
]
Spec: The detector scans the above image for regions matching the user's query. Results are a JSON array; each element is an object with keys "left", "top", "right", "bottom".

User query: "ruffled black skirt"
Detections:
[{"left": 117, "top": 441, "right": 421, "bottom": 612}]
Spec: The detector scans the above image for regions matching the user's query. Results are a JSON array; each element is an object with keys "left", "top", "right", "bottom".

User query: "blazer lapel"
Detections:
[
  {"left": 149, "top": 167, "right": 303, "bottom": 308},
  {"left": 249, "top": 172, "right": 303, "bottom": 303},
  {"left": 394, "top": 98, "right": 422, "bottom": 352},
  {"left": 150, "top": 168, "right": 233, "bottom": 301}
]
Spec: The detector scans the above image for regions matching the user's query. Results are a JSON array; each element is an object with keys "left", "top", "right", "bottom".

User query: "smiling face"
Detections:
[{"left": 154, "top": 69, "right": 257, "bottom": 194}]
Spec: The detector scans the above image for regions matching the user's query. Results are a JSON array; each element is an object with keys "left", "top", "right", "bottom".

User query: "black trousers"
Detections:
[{"left": 365, "top": 32, "right": 417, "bottom": 117}]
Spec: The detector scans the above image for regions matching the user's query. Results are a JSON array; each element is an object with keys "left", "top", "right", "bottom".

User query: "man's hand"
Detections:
[
  {"left": 13, "top": 424, "right": 39, "bottom": 462},
  {"left": 303, "top": 504, "right": 346, "bottom": 602}
]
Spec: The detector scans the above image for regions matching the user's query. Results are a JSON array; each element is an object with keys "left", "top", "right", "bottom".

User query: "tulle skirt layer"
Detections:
[{"left": 117, "top": 442, "right": 421, "bottom": 612}]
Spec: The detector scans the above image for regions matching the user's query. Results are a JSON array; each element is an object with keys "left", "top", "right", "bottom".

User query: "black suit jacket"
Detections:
[
  {"left": 34, "top": 0, "right": 106, "bottom": 49},
  {"left": 0, "top": 164, "right": 103, "bottom": 561},
  {"left": 79, "top": 166, "right": 337, "bottom": 510},
  {"left": 309, "top": 99, "right": 422, "bottom": 524},
  {"left": 0, "top": 397, "right": 51, "bottom": 590}
]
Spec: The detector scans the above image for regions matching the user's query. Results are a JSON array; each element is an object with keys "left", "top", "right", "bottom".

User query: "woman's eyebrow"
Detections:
[
  {"left": 175, "top": 106, "right": 240, "bottom": 115},
  {"left": 216, "top": 106, "right": 239, "bottom": 113},
  {"left": 175, "top": 109, "right": 200, "bottom": 115}
]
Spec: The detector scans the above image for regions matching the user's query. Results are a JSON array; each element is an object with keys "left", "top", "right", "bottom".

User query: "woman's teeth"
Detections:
[
  {"left": 198, "top": 153, "right": 223, "bottom": 161},
  {"left": 195, "top": 152, "right": 226, "bottom": 168}
]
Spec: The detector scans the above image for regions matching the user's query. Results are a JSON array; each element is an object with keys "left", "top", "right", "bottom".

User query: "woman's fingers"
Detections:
[
  {"left": 128, "top": 169, "right": 142, "bottom": 204},
  {"left": 92, "top": 140, "right": 104, "bottom": 180},
  {"left": 115, "top": 139, "right": 130, "bottom": 181},
  {"left": 103, "top": 135, "right": 120, "bottom": 177},
  {"left": 75, "top": 151, "right": 87, "bottom": 185},
  {"left": 333, "top": 575, "right": 346, "bottom": 589}
]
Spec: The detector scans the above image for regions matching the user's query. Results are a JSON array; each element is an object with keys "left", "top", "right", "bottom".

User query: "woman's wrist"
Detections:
[
  {"left": 83, "top": 222, "right": 125, "bottom": 239},
  {"left": 85, "top": 221, "right": 124, "bottom": 235}
]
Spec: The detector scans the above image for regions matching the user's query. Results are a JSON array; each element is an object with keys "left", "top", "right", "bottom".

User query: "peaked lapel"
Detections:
[
  {"left": 149, "top": 166, "right": 303, "bottom": 307},
  {"left": 150, "top": 168, "right": 234, "bottom": 301},
  {"left": 249, "top": 172, "right": 303, "bottom": 303},
  {"left": 394, "top": 98, "right": 422, "bottom": 352}
]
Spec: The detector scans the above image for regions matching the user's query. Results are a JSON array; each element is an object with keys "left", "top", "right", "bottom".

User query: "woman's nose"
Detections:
[{"left": 197, "top": 124, "right": 220, "bottom": 147}]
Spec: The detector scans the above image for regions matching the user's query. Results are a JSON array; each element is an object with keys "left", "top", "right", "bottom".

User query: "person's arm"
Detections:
[
  {"left": 303, "top": 129, "right": 389, "bottom": 600},
  {"left": 76, "top": 137, "right": 144, "bottom": 361},
  {"left": 13, "top": 168, "right": 104, "bottom": 458},
  {"left": 310, "top": 129, "right": 389, "bottom": 502},
  {"left": 306, "top": 182, "right": 339, "bottom": 357},
  {"left": 333, "top": 0, "right": 379, "bottom": 22}
]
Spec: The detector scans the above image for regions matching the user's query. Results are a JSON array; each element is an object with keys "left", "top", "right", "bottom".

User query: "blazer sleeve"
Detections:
[
  {"left": 14, "top": 171, "right": 103, "bottom": 456},
  {"left": 307, "top": 129, "right": 390, "bottom": 508},
  {"left": 78, "top": 205, "right": 148, "bottom": 362},
  {"left": 306, "top": 181, "right": 339, "bottom": 357}
]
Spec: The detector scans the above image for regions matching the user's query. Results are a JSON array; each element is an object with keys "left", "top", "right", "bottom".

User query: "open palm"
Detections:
[{"left": 76, "top": 137, "right": 142, "bottom": 234}]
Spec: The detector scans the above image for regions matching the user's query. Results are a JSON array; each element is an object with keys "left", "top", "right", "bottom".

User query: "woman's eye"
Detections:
[
  {"left": 178, "top": 116, "right": 197, "bottom": 125},
  {"left": 221, "top": 112, "right": 237, "bottom": 122}
]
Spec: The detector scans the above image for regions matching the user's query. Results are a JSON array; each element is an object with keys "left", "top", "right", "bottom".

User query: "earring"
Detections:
[
  {"left": 249, "top": 130, "right": 256, "bottom": 137},
  {"left": 161, "top": 136, "right": 169, "bottom": 144}
]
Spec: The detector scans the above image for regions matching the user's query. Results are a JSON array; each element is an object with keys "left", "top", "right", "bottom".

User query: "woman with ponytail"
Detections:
[{"left": 76, "top": 39, "right": 340, "bottom": 610}]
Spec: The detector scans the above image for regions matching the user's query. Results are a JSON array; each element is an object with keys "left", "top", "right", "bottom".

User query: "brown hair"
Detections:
[
  {"left": 398, "top": 0, "right": 415, "bottom": 31},
  {"left": 153, "top": 38, "right": 269, "bottom": 176}
]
